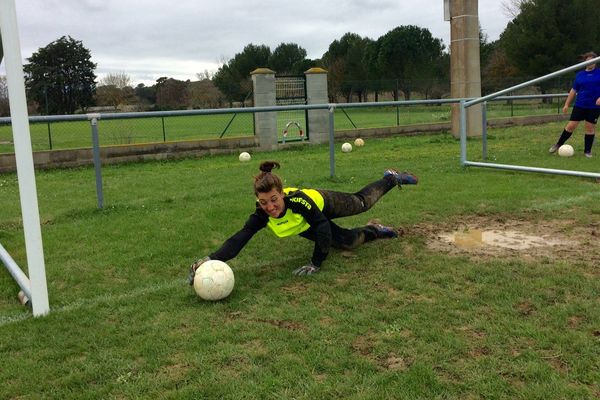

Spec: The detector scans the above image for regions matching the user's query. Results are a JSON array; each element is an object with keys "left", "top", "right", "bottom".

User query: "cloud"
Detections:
[{"left": 1, "top": 0, "right": 510, "bottom": 86}]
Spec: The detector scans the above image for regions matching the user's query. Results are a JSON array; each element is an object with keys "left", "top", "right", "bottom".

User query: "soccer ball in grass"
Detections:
[
  {"left": 354, "top": 138, "right": 365, "bottom": 147},
  {"left": 341, "top": 142, "right": 352, "bottom": 153},
  {"left": 239, "top": 152, "right": 251, "bottom": 162},
  {"left": 558, "top": 144, "right": 574, "bottom": 157},
  {"left": 193, "top": 260, "right": 235, "bottom": 301}
]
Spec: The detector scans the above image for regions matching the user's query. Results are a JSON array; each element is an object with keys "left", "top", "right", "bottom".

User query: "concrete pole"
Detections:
[
  {"left": 304, "top": 67, "right": 329, "bottom": 144},
  {"left": 450, "top": 0, "right": 483, "bottom": 137},
  {"left": 250, "top": 68, "right": 278, "bottom": 150}
]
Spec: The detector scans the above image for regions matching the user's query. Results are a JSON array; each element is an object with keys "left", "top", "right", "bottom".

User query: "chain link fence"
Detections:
[
  {"left": 0, "top": 111, "right": 256, "bottom": 154},
  {"left": 0, "top": 74, "right": 576, "bottom": 154}
]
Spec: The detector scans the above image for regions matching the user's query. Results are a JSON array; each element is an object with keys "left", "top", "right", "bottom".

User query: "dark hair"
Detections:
[
  {"left": 254, "top": 161, "right": 283, "bottom": 195},
  {"left": 580, "top": 51, "right": 598, "bottom": 60}
]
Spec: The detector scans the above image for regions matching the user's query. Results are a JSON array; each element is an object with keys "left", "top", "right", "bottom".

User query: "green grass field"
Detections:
[
  {"left": 0, "top": 101, "right": 561, "bottom": 154},
  {"left": 1, "top": 122, "right": 599, "bottom": 399}
]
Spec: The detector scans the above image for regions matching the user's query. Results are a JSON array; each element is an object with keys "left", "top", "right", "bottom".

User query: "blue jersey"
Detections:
[{"left": 572, "top": 68, "right": 600, "bottom": 109}]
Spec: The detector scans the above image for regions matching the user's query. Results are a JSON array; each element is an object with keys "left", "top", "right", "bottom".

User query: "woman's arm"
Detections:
[
  {"left": 209, "top": 211, "right": 267, "bottom": 261},
  {"left": 563, "top": 88, "right": 576, "bottom": 113}
]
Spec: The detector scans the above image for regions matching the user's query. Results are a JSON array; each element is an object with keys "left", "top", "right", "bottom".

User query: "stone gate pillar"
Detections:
[
  {"left": 304, "top": 67, "right": 329, "bottom": 144},
  {"left": 251, "top": 68, "right": 278, "bottom": 150},
  {"left": 450, "top": 0, "right": 483, "bottom": 137}
]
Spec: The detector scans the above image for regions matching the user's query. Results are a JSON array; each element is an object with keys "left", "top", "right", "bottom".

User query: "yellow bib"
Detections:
[{"left": 267, "top": 188, "right": 324, "bottom": 237}]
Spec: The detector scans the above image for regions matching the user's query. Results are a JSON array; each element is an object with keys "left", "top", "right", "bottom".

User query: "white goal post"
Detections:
[{"left": 0, "top": 0, "right": 49, "bottom": 316}]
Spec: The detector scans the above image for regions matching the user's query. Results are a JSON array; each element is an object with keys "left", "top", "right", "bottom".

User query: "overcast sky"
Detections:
[{"left": 2, "top": 0, "right": 512, "bottom": 86}]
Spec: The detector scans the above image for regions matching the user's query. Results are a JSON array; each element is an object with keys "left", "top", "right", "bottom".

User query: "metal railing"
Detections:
[
  {"left": 1, "top": 92, "right": 581, "bottom": 207},
  {"left": 0, "top": 92, "right": 568, "bottom": 153}
]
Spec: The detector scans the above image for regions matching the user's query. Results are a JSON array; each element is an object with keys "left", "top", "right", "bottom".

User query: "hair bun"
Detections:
[{"left": 259, "top": 161, "right": 281, "bottom": 173}]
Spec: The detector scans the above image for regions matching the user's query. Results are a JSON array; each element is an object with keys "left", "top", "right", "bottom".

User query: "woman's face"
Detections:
[
  {"left": 585, "top": 56, "right": 596, "bottom": 71},
  {"left": 257, "top": 188, "right": 285, "bottom": 218}
]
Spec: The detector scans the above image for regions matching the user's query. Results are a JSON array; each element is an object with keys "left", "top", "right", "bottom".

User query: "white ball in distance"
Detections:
[
  {"left": 341, "top": 142, "right": 352, "bottom": 153},
  {"left": 354, "top": 138, "right": 365, "bottom": 147},
  {"left": 239, "top": 152, "right": 251, "bottom": 162}
]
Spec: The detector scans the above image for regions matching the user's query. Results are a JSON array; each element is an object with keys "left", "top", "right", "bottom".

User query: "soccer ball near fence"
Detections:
[
  {"left": 193, "top": 260, "right": 235, "bottom": 301},
  {"left": 558, "top": 144, "right": 574, "bottom": 157},
  {"left": 354, "top": 138, "right": 365, "bottom": 147},
  {"left": 239, "top": 152, "right": 251, "bottom": 162},
  {"left": 341, "top": 142, "right": 352, "bottom": 153}
]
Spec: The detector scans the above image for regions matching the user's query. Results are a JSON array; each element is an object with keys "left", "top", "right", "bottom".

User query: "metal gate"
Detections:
[{"left": 275, "top": 75, "right": 308, "bottom": 142}]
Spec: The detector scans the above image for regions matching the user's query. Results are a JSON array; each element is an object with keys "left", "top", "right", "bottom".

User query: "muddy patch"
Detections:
[{"left": 411, "top": 216, "right": 600, "bottom": 265}]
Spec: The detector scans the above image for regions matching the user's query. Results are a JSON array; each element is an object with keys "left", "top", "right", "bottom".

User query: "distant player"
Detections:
[
  {"left": 188, "top": 160, "right": 417, "bottom": 280},
  {"left": 549, "top": 51, "right": 600, "bottom": 158}
]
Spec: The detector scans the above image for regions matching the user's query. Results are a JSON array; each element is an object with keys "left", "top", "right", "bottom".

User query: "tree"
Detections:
[
  {"left": 24, "top": 36, "right": 97, "bottom": 114},
  {"left": 501, "top": 0, "right": 532, "bottom": 18},
  {"left": 269, "top": 43, "right": 307, "bottom": 75},
  {"left": 155, "top": 77, "right": 188, "bottom": 110},
  {"left": 377, "top": 26, "right": 445, "bottom": 100},
  {"left": 482, "top": 46, "right": 521, "bottom": 93},
  {"left": 188, "top": 79, "right": 225, "bottom": 109},
  {"left": 213, "top": 43, "right": 271, "bottom": 105},
  {"left": 100, "top": 72, "right": 131, "bottom": 89},
  {"left": 363, "top": 38, "right": 386, "bottom": 101},
  {"left": 501, "top": 0, "right": 600, "bottom": 87},
  {"left": 96, "top": 72, "right": 134, "bottom": 110},
  {"left": 134, "top": 83, "right": 156, "bottom": 106},
  {"left": 95, "top": 85, "right": 122, "bottom": 110},
  {"left": 197, "top": 70, "right": 214, "bottom": 81},
  {"left": 322, "top": 33, "right": 372, "bottom": 101}
]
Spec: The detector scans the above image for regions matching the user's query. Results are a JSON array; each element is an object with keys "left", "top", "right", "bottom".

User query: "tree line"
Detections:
[{"left": 1, "top": 0, "right": 598, "bottom": 116}]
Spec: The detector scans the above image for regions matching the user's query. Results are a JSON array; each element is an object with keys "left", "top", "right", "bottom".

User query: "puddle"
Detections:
[
  {"left": 420, "top": 217, "right": 598, "bottom": 264},
  {"left": 440, "top": 229, "right": 563, "bottom": 250}
]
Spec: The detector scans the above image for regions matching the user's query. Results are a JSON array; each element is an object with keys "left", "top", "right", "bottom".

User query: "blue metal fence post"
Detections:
[
  {"left": 328, "top": 105, "right": 335, "bottom": 178},
  {"left": 482, "top": 101, "right": 487, "bottom": 160},
  {"left": 460, "top": 100, "right": 467, "bottom": 166},
  {"left": 88, "top": 114, "right": 104, "bottom": 209}
]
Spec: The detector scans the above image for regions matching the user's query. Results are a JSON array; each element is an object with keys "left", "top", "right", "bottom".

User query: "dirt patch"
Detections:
[
  {"left": 410, "top": 216, "right": 600, "bottom": 265},
  {"left": 252, "top": 318, "right": 305, "bottom": 331},
  {"left": 379, "top": 354, "right": 409, "bottom": 371}
]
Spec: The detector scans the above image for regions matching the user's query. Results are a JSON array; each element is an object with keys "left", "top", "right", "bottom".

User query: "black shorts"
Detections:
[{"left": 569, "top": 106, "right": 600, "bottom": 124}]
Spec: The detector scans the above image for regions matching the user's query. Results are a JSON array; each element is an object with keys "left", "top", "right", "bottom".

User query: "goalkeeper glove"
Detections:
[{"left": 188, "top": 256, "right": 210, "bottom": 285}]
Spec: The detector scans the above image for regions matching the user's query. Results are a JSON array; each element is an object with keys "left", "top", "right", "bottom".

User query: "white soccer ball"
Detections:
[
  {"left": 239, "top": 152, "right": 251, "bottom": 162},
  {"left": 193, "top": 260, "right": 235, "bottom": 301},
  {"left": 354, "top": 138, "right": 365, "bottom": 147},
  {"left": 341, "top": 142, "right": 352, "bottom": 153},
  {"left": 558, "top": 144, "right": 574, "bottom": 157}
]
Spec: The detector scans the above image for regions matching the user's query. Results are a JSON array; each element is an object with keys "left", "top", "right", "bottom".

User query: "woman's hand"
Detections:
[{"left": 188, "top": 256, "right": 211, "bottom": 285}]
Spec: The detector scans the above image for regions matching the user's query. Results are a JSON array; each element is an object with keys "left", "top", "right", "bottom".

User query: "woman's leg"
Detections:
[
  {"left": 328, "top": 221, "right": 389, "bottom": 250},
  {"left": 550, "top": 121, "right": 578, "bottom": 153},
  {"left": 583, "top": 110, "right": 600, "bottom": 157},
  {"left": 319, "top": 176, "right": 397, "bottom": 219},
  {"left": 583, "top": 118, "right": 597, "bottom": 156}
]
